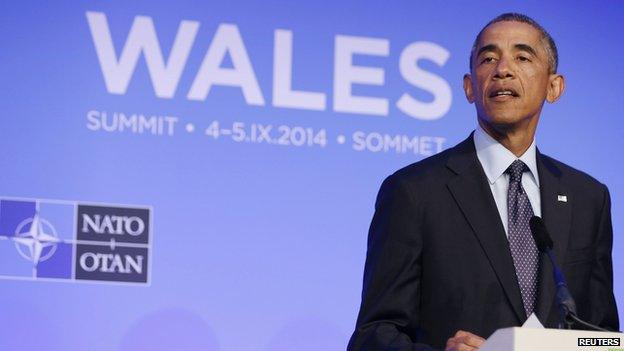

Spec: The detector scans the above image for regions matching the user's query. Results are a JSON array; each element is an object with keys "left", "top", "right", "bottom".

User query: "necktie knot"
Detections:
[{"left": 506, "top": 159, "right": 528, "bottom": 183}]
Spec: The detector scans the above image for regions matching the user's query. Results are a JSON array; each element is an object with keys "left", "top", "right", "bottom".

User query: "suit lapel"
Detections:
[
  {"left": 534, "top": 150, "right": 572, "bottom": 325},
  {"left": 446, "top": 135, "right": 526, "bottom": 322}
]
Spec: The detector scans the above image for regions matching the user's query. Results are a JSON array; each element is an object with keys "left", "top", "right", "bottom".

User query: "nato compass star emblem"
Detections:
[{"left": 12, "top": 213, "right": 60, "bottom": 265}]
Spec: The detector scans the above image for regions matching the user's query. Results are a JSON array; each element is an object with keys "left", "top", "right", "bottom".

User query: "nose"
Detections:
[{"left": 493, "top": 56, "right": 515, "bottom": 79}]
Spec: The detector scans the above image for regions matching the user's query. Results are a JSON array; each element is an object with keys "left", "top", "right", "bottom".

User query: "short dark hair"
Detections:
[{"left": 469, "top": 13, "right": 558, "bottom": 73}]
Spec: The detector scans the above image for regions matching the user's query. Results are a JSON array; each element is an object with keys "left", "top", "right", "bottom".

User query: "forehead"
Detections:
[{"left": 477, "top": 21, "right": 543, "bottom": 51}]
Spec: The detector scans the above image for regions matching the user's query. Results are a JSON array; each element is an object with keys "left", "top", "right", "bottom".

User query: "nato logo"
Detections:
[{"left": 0, "top": 198, "right": 151, "bottom": 285}]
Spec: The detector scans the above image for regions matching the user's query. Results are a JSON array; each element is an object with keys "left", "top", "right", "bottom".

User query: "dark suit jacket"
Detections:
[{"left": 348, "top": 134, "right": 619, "bottom": 350}]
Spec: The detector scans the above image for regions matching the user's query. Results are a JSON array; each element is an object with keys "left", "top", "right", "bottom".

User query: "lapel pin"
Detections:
[{"left": 557, "top": 195, "right": 568, "bottom": 202}]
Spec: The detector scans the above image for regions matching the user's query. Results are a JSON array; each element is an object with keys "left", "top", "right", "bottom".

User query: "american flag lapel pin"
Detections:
[{"left": 557, "top": 194, "right": 568, "bottom": 202}]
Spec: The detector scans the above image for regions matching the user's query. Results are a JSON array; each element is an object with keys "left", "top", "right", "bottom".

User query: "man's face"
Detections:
[{"left": 463, "top": 21, "right": 563, "bottom": 131}]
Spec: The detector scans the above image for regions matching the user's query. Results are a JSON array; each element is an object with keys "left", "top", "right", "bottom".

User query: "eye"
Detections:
[
  {"left": 517, "top": 56, "right": 531, "bottom": 62},
  {"left": 481, "top": 57, "right": 496, "bottom": 64}
]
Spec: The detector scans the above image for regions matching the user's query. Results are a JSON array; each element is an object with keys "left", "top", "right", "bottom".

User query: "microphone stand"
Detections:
[
  {"left": 530, "top": 216, "right": 618, "bottom": 332},
  {"left": 544, "top": 250, "right": 610, "bottom": 332}
]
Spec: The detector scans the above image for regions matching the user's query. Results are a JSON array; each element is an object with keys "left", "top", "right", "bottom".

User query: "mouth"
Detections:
[{"left": 488, "top": 88, "right": 519, "bottom": 100}]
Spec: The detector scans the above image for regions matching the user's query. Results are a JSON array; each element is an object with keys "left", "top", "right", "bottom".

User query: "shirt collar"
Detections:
[{"left": 473, "top": 124, "right": 540, "bottom": 187}]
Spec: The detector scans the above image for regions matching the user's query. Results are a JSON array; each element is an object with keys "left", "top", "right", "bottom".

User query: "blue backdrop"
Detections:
[{"left": 0, "top": 1, "right": 621, "bottom": 350}]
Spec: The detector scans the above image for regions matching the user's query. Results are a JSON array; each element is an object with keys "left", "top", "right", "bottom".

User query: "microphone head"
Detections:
[{"left": 529, "top": 216, "right": 554, "bottom": 253}]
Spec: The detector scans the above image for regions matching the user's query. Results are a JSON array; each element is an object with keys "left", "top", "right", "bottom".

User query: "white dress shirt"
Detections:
[{"left": 473, "top": 125, "right": 541, "bottom": 237}]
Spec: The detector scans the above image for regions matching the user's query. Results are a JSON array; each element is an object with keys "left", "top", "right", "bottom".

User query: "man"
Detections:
[{"left": 348, "top": 13, "right": 619, "bottom": 351}]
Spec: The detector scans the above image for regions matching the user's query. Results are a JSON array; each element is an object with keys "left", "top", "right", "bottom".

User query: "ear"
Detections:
[
  {"left": 546, "top": 73, "right": 565, "bottom": 103},
  {"left": 463, "top": 74, "right": 475, "bottom": 103}
]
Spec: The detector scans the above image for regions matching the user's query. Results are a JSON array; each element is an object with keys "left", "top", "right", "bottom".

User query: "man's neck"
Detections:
[{"left": 478, "top": 119, "right": 537, "bottom": 157}]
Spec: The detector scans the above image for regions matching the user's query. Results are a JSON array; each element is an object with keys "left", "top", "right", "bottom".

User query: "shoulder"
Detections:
[
  {"left": 539, "top": 153, "right": 609, "bottom": 202},
  {"left": 386, "top": 144, "right": 457, "bottom": 186},
  {"left": 377, "top": 139, "right": 467, "bottom": 203}
]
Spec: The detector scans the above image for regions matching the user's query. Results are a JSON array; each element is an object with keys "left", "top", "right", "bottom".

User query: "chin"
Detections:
[{"left": 479, "top": 113, "right": 526, "bottom": 131}]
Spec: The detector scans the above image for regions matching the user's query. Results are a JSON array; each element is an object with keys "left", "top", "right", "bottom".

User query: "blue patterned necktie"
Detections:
[{"left": 506, "top": 159, "right": 539, "bottom": 317}]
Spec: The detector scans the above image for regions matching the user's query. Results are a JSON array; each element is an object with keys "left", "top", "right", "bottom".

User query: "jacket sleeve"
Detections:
[
  {"left": 587, "top": 185, "right": 620, "bottom": 331},
  {"left": 347, "top": 175, "right": 437, "bottom": 351}
]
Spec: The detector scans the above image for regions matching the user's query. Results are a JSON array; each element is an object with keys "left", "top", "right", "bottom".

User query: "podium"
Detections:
[{"left": 480, "top": 327, "right": 624, "bottom": 350}]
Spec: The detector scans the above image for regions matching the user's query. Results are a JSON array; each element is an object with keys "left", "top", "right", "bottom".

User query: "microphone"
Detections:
[{"left": 529, "top": 216, "right": 610, "bottom": 331}]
